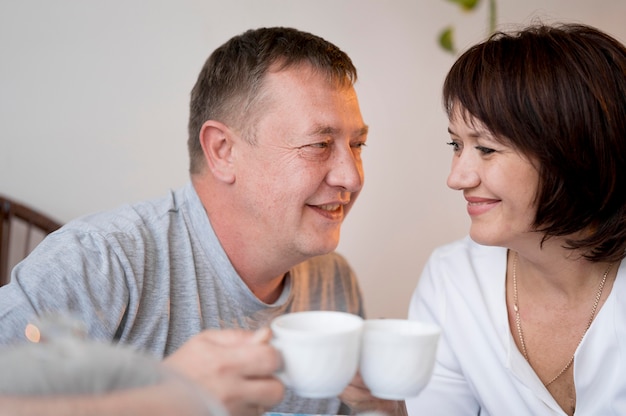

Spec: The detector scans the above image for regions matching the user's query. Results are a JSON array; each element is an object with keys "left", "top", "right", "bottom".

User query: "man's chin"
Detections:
[{"left": 306, "top": 238, "right": 340, "bottom": 257}]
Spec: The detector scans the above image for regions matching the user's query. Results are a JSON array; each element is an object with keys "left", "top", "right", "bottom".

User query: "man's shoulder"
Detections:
[
  {"left": 44, "top": 187, "right": 194, "bottom": 255},
  {"left": 65, "top": 188, "right": 185, "bottom": 234}
]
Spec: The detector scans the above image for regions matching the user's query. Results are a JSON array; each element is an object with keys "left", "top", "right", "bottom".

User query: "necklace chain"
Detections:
[{"left": 512, "top": 252, "right": 613, "bottom": 387}]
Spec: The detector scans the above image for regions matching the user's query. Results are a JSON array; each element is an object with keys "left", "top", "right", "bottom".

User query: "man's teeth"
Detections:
[{"left": 318, "top": 204, "right": 340, "bottom": 211}]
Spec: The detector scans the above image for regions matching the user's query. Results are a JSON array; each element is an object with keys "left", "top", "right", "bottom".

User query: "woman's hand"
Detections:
[{"left": 340, "top": 373, "right": 408, "bottom": 416}]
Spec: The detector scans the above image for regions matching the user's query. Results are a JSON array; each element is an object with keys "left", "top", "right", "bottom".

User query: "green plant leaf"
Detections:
[
  {"left": 446, "top": 0, "right": 480, "bottom": 11},
  {"left": 438, "top": 27, "right": 455, "bottom": 53}
]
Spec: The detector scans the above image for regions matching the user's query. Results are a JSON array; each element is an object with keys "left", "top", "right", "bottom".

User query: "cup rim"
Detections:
[{"left": 271, "top": 311, "right": 364, "bottom": 334}]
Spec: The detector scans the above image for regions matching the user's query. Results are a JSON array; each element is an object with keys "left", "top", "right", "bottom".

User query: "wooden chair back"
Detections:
[{"left": 0, "top": 195, "right": 62, "bottom": 287}]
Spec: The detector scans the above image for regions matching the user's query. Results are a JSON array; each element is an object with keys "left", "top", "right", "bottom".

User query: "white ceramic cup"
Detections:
[
  {"left": 360, "top": 319, "right": 440, "bottom": 400},
  {"left": 270, "top": 311, "right": 364, "bottom": 398}
]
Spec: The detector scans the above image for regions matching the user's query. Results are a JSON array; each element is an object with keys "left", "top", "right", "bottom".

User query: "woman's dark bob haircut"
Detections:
[{"left": 443, "top": 23, "right": 626, "bottom": 263}]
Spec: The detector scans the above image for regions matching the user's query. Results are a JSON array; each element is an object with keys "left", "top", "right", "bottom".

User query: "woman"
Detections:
[{"left": 407, "top": 23, "right": 626, "bottom": 415}]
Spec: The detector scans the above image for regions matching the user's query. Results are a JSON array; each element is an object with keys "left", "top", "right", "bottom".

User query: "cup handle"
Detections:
[{"left": 269, "top": 338, "right": 291, "bottom": 387}]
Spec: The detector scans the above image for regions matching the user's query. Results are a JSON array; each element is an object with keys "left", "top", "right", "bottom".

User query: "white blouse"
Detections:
[{"left": 406, "top": 236, "right": 626, "bottom": 415}]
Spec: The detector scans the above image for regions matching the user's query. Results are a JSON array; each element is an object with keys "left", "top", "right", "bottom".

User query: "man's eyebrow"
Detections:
[
  {"left": 309, "top": 124, "right": 369, "bottom": 137},
  {"left": 316, "top": 126, "right": 337, "bottom": 135},
  {"left": 356, "top": 125, "right": 369, "bottom": 137}
]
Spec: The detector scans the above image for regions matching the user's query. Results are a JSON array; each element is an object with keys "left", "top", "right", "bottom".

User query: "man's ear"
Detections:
[{"left": 199, "top": 120, "right": 236, "bottom": 184}]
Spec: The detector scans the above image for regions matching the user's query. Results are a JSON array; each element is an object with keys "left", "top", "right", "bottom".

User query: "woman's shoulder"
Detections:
[{"left": 425, "top": 236, "right": 507, "bottom": 285}]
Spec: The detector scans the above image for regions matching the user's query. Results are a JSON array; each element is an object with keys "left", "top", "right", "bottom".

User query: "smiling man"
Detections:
[{"left": 0, "top": 27, "right": 392, "bottom": 416}]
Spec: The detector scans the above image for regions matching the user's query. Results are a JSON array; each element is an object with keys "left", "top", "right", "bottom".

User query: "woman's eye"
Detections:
[
  {"left": 475, "top": 146, "right": 495, "bottom": 154},
  {"left": 446, "top": 141, "right": 461, "bottom": 152}
]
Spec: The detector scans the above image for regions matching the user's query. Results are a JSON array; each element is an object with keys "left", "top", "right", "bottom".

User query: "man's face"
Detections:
[{"left": 233, "top": 65, "right": 368, "bottom": 261}]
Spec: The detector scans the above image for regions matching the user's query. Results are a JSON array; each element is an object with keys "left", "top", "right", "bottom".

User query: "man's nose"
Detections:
[{"left": 326, "top": 145, "right": 364, "bottom": 192}]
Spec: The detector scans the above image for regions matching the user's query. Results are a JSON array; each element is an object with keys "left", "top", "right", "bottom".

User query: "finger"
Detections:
[
  {"left": 340, "top": 381, "right": 377, "bottom": 410},
  {"left": 349, "top": 371, "right": 367, "bottom": 388},
  {"left": 198, "top": 329, "right": 260, "bottom": 346},
  {"left": 230, "top": 343, "right": 283, "bottom": 376},
  {"left": 199, "top": 327, "right": 273, "bottom": 347},
  {"left": 218, "top": 378, "right": 284, "bottom": 416},
  {"left": 237, "top": 377, "right": 285, "bottom": 409},
  {"left": 249, "top": 327, "right": 272, "bottom": 344}
]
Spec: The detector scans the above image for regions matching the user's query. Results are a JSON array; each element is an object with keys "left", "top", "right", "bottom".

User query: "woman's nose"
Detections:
[{"left": 447, "top": 154, "right": 480, "bottom": 190}]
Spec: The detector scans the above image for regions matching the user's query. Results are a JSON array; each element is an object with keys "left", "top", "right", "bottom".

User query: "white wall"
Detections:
[{"left": 1, "top": 0, "right": 625, "bottom": 319}]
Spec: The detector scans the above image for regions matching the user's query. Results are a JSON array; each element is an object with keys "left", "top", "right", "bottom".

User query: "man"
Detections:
[{"left": 0, "top": 27, "right": 402, "bottom": 416}]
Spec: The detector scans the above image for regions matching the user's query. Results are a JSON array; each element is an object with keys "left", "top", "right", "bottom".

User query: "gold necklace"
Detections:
[{"left": 512, "top": 252, "right": 613, "bottom": 387}]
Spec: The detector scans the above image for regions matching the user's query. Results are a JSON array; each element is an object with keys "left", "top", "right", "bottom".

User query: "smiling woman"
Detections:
[{"left": 407, "top": 22, "right": 626, "bottom": 416}]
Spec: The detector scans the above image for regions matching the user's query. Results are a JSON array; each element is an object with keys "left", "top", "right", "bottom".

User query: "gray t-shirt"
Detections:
[{"left": 0, "top": 182, "right": 364, "bottom": 414}]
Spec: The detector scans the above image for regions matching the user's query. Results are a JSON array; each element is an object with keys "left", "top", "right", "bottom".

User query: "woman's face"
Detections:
[{"left": 446, "top": 108, "right": 539, "bottom": 248}]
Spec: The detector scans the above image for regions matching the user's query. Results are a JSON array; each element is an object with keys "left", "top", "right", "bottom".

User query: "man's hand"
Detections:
[{"left": 164, "top": 328, "right": 284, "bottom": 416}]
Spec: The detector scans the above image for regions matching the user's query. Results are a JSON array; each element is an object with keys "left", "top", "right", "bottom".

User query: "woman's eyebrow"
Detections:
[{"left": 447, "top": 126, "right": 488, "bottom": 139}]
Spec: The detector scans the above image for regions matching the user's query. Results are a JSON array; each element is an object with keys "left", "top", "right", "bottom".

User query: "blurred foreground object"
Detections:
[{"left": 0, "top": 314, "right": 228, "bottom": 416}]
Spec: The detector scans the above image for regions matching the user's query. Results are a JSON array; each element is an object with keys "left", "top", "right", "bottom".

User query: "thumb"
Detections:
[
  {"left": 248, "top": 327, "right": 272, "bottom": 344},
  {"left": 197, "top": 327, "right": 272, "bottom": 346}
]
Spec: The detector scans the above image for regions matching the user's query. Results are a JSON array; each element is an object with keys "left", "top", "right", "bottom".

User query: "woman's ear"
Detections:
[{"left": 199, "top": 120, "right": 236, "bottom": 184}]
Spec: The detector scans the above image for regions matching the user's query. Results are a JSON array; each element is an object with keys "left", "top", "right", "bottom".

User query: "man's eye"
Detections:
[
  {"left": 351, "top": 141, "right": 367, "bottom": 151},
  {"left": 475, "top": 146, "right": 495, "bottom": 154},
  {"left": 298, "top": 142, "right": 331, "bottom": 161},
  {"left": 309, "top": 142, "right": 330, "bottom": 149}
]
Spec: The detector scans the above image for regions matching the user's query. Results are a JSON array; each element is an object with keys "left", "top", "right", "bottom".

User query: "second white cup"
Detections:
[{"left": 360, "top": 319, "right": 440, "bottom": 400}]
